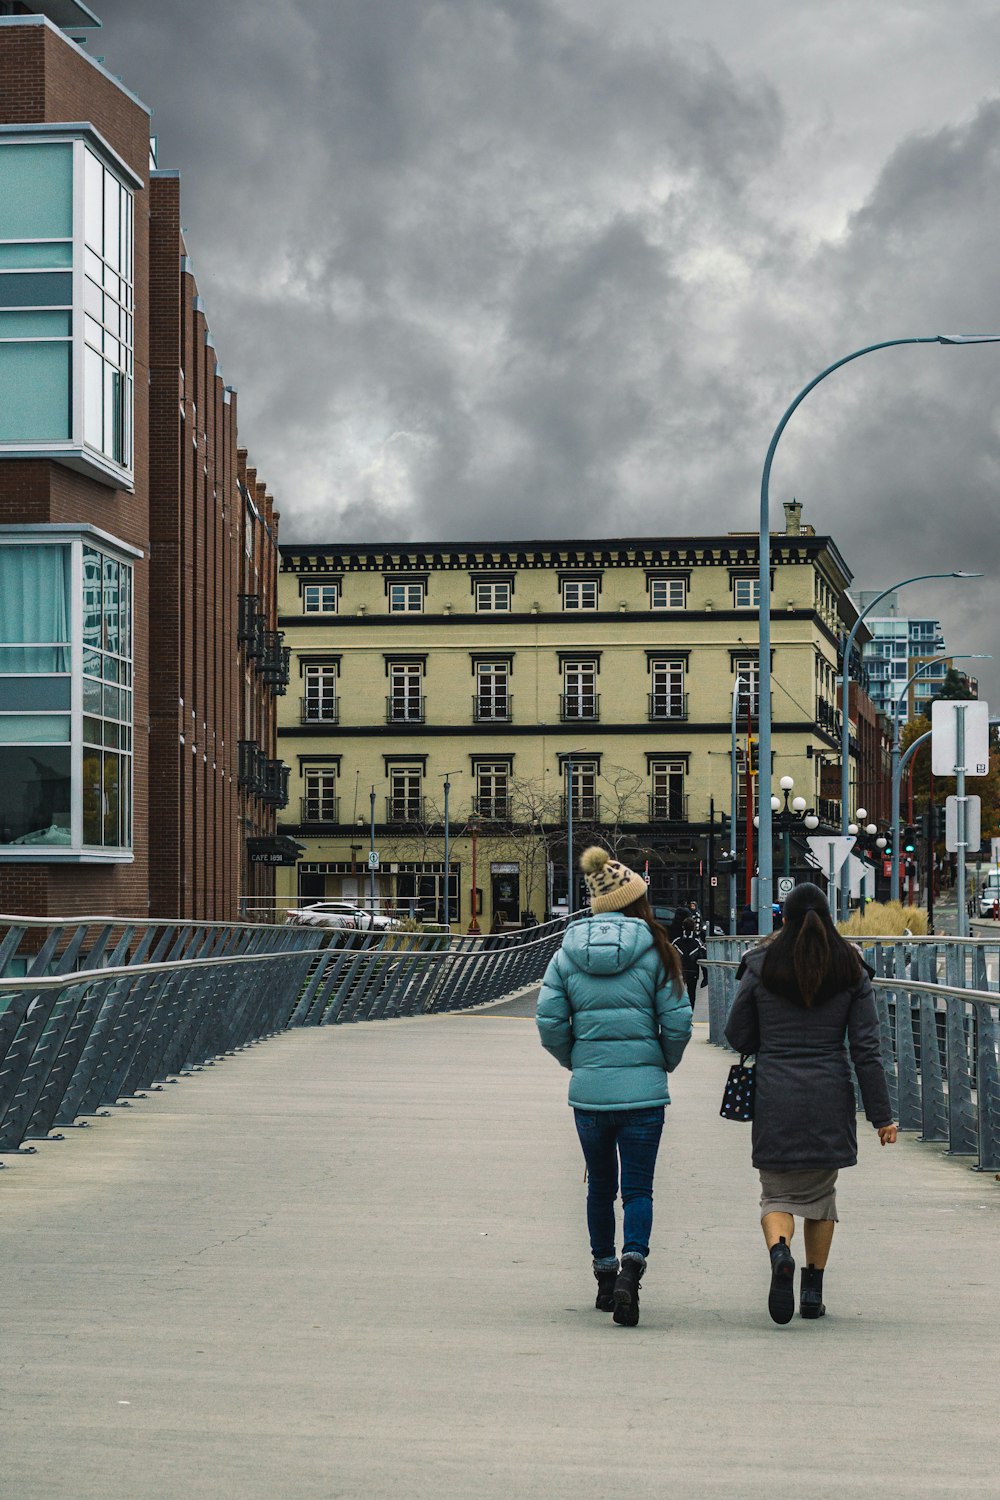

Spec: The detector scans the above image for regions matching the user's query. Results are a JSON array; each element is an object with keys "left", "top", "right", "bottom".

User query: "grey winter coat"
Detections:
[{"left": 724, "top": 946, "right": 893, "bottom": 1170}]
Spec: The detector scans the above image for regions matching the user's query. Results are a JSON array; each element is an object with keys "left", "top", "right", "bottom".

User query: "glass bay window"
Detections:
[
  {"left": 0, "top": 127, "right": 139, "bottom": 486},
  {"left": 0, "top": 529, "right": 138, "bottom": 860}
]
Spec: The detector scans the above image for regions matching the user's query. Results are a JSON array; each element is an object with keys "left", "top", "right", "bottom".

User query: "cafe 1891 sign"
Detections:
[{"left": 247, "top": 837, "right": 303, "bottom": 867}]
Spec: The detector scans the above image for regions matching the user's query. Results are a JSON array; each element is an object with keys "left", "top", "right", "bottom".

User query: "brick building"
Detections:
[{"left": 0, "top": 2, "right": 287, "bottom": 919}]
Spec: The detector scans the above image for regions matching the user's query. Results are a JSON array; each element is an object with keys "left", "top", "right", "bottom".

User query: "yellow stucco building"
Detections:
[{"left": 274, "top": 503, "right": 867, "bottom": 929}]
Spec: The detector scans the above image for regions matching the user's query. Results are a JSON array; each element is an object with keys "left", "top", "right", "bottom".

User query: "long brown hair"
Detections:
[
  {"left": 619, "top": 894, "right": 683, "bottom": 988},
  {"left": 760, "top": 882, "right": 862, "bottom": 1007}
]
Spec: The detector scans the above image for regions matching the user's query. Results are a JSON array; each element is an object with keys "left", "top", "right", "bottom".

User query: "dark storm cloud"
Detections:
[{"left": 93, "top": 1, "right": 1000, "bottom": 691}]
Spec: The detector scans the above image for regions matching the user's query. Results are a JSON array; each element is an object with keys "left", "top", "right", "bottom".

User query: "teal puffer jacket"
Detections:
[{"left": 536, "top": 914, "right": 692, "bottom": 1110}]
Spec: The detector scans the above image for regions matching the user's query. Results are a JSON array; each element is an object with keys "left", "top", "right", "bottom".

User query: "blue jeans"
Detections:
[{"left": 573, "top": 1107, "right": 665, "bottom": 1262}]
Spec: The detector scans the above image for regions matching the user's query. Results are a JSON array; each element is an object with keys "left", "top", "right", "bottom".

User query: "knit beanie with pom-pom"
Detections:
[{"left": 580, "top": 846, "right": 649, "bottom": 914}]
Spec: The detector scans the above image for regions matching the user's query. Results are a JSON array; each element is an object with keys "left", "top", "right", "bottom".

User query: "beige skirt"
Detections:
[{"left": 759, "top": 1167, "right": 839, "bottom": 1222}]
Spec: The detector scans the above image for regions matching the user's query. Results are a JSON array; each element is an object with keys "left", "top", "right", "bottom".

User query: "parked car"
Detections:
[
  {"left": 979, "top": 872, "right": 1000, "bottom": 917},
  {"left": 284, "top": 901, "right": 403, "bottom": 931}
]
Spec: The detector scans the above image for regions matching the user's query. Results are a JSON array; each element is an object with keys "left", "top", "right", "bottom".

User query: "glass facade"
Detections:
[
  {"left": 0, "top": 135, "right": 135, "bottom": 479},
  {"left": 0, "top": 537, "right": 133, "bottom": 856}
]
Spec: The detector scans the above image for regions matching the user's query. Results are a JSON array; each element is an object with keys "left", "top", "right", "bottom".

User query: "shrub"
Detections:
[{"left": 837, "top": 901, "right": 928, "bottom": 938}]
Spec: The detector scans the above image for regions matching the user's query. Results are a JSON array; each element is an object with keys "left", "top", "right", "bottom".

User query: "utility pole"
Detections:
[
  {"left": 440, "top": 771, "right": 460, "bottom": 929},
  {"left": 707, "top": 797, "right": 715, "bottom": 935}
]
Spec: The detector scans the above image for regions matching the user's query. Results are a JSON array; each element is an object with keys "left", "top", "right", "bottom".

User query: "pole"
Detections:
[
  {"left": 730, "top": 678, "right": 741, "bottom": 934},
  {"left": 468, "top": 819, "right": 480, "bottom": 933},
  {"left": 707, "top": 796, "right": 716, "bottom": 935},
  {"left": 956, "top": 704, "right": 969, "bottom": 938},
  {"left": 369, "top": 786, "right": 376, "bottom": 914},
  {"left": 744, "top": 700, "right": 754, "bottom": 906},
  {"left": 927, "top": 784, "right": 935, "bottom": 936},
  {"left": 566, "top": 755, "right": 574, "bottom": 914},
  {"left": 443, "top": 776, "right": 451, "bottom": 928}
]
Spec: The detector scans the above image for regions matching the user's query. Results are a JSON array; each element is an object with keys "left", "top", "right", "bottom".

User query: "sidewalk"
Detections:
[{"left": 1, "top": 1001, "right": 998, "bottom": 1499}]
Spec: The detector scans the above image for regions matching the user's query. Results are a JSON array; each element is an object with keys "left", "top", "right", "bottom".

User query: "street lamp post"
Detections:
[
  {"left": 729, "top": 677, "right": 745, "bottom": 934},
  {"left": 888, "top": 654, "right": 990, "bottom": 902},
  {"left": 754, "top": 775, "right": 819, "bottom": 910},
  {"left": 369, "top": 786, "right": 377, "bottom": 914},
  {"left": 757, "top": 333, "right": 1000, "bottom": 936},
  {"left": 440, "top": 770, "right": 461, "bottom": 929},
  {"left": 467, "top": 813, "right": 481, "bottom": 933}
]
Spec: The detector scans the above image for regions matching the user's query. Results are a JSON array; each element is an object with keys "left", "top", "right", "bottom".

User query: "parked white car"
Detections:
[
  {"left": 979, "top": 873, "right": 1000, "bottom": 917},
  {"left": 284, "top": 902, "right": 402, "bottom": 931}
]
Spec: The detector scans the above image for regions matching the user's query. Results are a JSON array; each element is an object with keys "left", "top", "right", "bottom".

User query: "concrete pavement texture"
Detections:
[{"left": 1, "top": 996, "right": 998, "bottom": 1500}]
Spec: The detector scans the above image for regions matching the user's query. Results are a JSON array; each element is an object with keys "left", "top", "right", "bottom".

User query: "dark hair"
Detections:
[
  {"left": 619, "top": 894, "right": 683, "bottom": 988},
  {"left": 759, "top": 882, "right": 862, "bottom": 1007}
]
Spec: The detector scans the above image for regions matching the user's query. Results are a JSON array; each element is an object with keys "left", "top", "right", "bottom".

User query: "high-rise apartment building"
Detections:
[
  {"left": 857, "top": 591, "right": 950, "bottom": 722},
  {"left": 0, "top": 1, "right": 288, "bottom": 919}
]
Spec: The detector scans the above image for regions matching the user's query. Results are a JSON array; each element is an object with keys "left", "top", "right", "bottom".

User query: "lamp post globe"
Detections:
[
  {"left": 779, "top": 775, "right": 794, "bottom": 792},
  {"left": 848, "top": 823, "right": 859, "bottom": 836},
  {"left": 856, "top": 808, "right": 868, "bottom": 824},
  {"left": 792, "top": 796, "right": 807, "bottom": 813},
  {"left": 804, "top": 814, "right": 819, "bottom": 831}
]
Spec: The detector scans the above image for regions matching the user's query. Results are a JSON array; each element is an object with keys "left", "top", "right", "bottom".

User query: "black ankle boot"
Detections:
[
  {"left": 612, "top": 1255, "right": 645, "bottom": 1327},
  {"left": 768, "top": 1237, "right": 795, "bottom": 1325},
  {"left": 593, "top": 1261, "right": 619, "bottom": 1312},
  {"left": 800, "top": 1263, "right": 826, "bottom": 1319}
]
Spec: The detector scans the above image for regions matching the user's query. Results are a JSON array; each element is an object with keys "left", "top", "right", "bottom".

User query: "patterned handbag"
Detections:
[{"left": 719, "top": 1054, "right": 755, "bottom": 1121}]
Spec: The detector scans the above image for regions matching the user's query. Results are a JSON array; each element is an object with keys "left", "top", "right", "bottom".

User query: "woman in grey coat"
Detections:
[{"left": 724, "top": 883, "right": 897, "bottom": 1325}]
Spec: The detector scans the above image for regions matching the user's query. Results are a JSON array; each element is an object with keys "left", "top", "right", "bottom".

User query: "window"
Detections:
[
  {"left": 649, "top": 660, "right": 686, "bottom": 720},
  {"left": 561, "top": 661, "right": 599, "bottom": 721},
  {"left": 388, "top": 767, "right": 423, "bottom": 822},
  {"left": 650, "top": 762, "right": 685, "bottom": 822},
  {"left": 475, "top": 582, "right": 511, "bottom": 613},
  {"left": 649, "top": 578, "right": 687, "bottom": 610},
  {"left": 303, "top": 767, "right": 338, "bottom": 823},
  {"left": 566, "top": 761, "right": 598, "bottom": 821},
  {"left": 302, "top": 583, "right": 338, "bottom": 614},
  {"left": 302, "top": 664, "right": 338, "bottom": 723},
  {"left": 474, "top": 661, "right": 510, "bottom": 721},
  {"left": 562, "top": 580, "right": 598, "bottom": 611},
  {"left": 389, "top": 583, "right": 424, "bottom": 613},
  {"left": 387, "top": 663, "right": 424, "bottom": 722},
  {"left": 0, "top": 134, "right": 136, "bottom": 482},
  {"left": 735, "top": 659, "right": 760, "bottom": 719},
  {"left": 0, "top": 536, "right": 134, "bottom": 858},
  {"left": 733, "top": 577, "right": 760, "bottom": 608},
  {"left": 476, "top": 762, "right": 510, "bottom": 820}
]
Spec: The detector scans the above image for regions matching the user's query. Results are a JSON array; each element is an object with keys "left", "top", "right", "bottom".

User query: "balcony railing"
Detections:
[
  {"left": 560, "top": 693, "right": 600, "bottom": 722},
  {"left": 386, "top": 696, "right": 426, "bottom": 724},
  {"left": 238, "top": 594, "right": 266, "bottom": 661},
  {"left": 301, "top": 796, "right": 340, "bottom": 825},
  {"left": 472, "top": 795, "right": 511, "bottom": 821},
  {"left": 817, "top": 697, "right": 842, "bottom": 734},
  {"left": 736, "top": 695, "right": 760, "bottom": 722},
  {"left": 260, "top": 632, "right": 291, "bottom": 692},
  {"left": 261, "top": 760, "right": 290, "bottom": 809},
  {"left": 649, "top": 793, "right": 688, "bottom": 823},
  {"left": 301, "top": 696, "right": 339, "bottom": 725},
  {"left": 817, "top": 798, "right": 840, "bottom": 825},
  {"left": 386, "top": 797, "right": 426, "bottom": 824},
  {"left": 560, "top": 795, "right": 601, "bottom": 823},
  {"left": 648, "top": 692, "right": 688, "bottom": 722},
  {"left": 472, "top": 695, "right": 512, "bottom": 723}
]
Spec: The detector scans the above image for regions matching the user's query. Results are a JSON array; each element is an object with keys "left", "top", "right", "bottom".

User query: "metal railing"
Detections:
[
  {"left": 560, "top": 693, "right": 600, "bottom": 722},
  {"left": 301, "top": 696, "right": 338, "bottom": 724},
  {"left": 648, "top": 692, "right": 688, "bottom": 721},
  {"left": 300, "top": 796, "right": 340, "bottom": 825},
  {"left": 649, "top": 793, "right": 688, "bottom": 823},
  {"left": 0, "top": 910, "right": 572, "bottom": 1159},
  {"left": 472, "top": 695, "right": 512, "bottom": 722},
  {"left": 705, "top": 935, "right": 1000, "bottom": 1174},
  {"left": 386, "top": 696, "right": 426, "bottom": 723}
]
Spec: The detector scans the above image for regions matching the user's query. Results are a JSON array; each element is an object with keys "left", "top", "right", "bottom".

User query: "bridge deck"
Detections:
[{"left": 2, "top": 996, "right": 998, "bottom": 1498}]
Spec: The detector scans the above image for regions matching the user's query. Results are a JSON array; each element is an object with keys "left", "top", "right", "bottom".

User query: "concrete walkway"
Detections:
[{"left": 2, "top": 997, "right": 998, "bottom": 1499}]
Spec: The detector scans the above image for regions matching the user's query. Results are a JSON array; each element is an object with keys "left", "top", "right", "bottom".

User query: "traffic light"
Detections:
[
  {"left": 903, "top": 825, "right": 917, "bottom": 853},
  {"left": 934, "top": 805, "right": 947, "bottom": 839}
]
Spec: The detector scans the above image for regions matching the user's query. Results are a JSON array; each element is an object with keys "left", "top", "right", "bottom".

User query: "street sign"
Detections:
[
  {"left": 931, "top": 700, "right": 991, "bottom": 776},
  {"left": 805, "top": 835, "right": 855, "bottom": 873},
  {"left": 709, "top": 875, "right": 718, "bottom": 887},
  {"left": 846, "top": 854, "right": 875, "bottom": 899},
  {"left": 777, "top": 875, "right": 795, "bottom": 900},
  {"left": 367, "top": 851, "right": 380, "bottom": 870},
  {"left": 992, "top": 836, "right": 1000, "bottom": 866},
  {"left": 945, "top": 795, "right": 982, "bottom": 853}
]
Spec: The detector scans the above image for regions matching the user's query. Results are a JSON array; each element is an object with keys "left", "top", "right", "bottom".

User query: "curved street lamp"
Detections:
[{"left": 756, "top": 333, "right": 1000, "bottom": 935}]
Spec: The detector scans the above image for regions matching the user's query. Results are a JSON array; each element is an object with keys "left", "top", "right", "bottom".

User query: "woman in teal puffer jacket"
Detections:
[{"left": 536, "top": 847, "right": 691, "bottom": 1326}]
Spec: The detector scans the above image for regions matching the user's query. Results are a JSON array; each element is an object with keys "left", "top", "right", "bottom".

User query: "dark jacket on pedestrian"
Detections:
[
  {"left": 736, "top": 905, "right": 757, "bottom": 935},
  {"left": 724, "top": 945, "right": 892, "bottom": 1171},
  {"left": 673, "top": 930, "right": 706, "bottom": 977}
]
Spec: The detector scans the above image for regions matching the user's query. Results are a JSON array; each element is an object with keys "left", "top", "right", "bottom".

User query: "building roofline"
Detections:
[
  {"left": 0, "top": 14, "right": 151, "bottom": 116},
  {"left": 0, "top": 119, "right": 145, "bottom": 187},
  {"left": 279, "top": 532, "right": 848, "bottom": 557}
]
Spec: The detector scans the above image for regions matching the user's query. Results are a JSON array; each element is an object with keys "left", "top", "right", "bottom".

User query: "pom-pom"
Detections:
[{"left": 580, "top": 845, "right": 611, "bottom": 874}]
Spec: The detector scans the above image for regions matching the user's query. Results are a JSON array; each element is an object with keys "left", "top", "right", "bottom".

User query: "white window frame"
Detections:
[
  {"left": 0, "top": 523, "right": 140, "bottom": 863},
  {"left": 733, "top": 577, "right": 761, "bottom": 608},
  {"left": 563, "top": 660, "right": 598, "bottom": 720},
  {"left": 561, "top": 579, "right": 599, "bottom": 611},
  {"left": 388, "top": 662, "right": 424, "bottom": 721},
  {"left": 302, "top": 663, "right": 338, "bottom": 722},
  {"left": 649, "top": 578, "right": 687, "bottom": 610},
  {"left": 475, "top": 661, "right": 510, "bottom": 720},
  {"left": 650, "top": 660, "right": 685, "bottom": 719},
  {"left": 389, "top": 766, "right": 423, "bottom": 820},
  {"left": 303, "top": 766, "right": 338, "bottom": 822},
  {"left": 475, "top": 581, "right": 511, "bottom": 613},
  {"left": 0, "top": 126, "right": 140, "bottom": 491},
  {"left": 389, "top": 582, "right": 425, "bottom": 614},
  {"left": 735, "top": 659, "right": 760, "bottom": 719},
  {"left": 650, "top": 761, "right": 686, "bottom": 822},
  {"left": 302, "top": 583, "right": 338, "bottom": 614},
  {"left": 476, "top": 762, "right": 510, "bottom": 818}
]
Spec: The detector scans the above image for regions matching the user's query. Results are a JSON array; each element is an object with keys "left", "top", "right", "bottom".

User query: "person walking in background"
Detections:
[
  {"left": 536, "top": 847, "right": 691, "bottom": 1327},
  {"left": 673, "top": 918, "right": 706, "bottom": 1008},
  {"left": 724, "top": 883, "right": 896, "bottom": 1325}
]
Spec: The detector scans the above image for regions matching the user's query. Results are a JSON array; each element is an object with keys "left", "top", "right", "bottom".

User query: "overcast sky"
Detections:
[{"left": 96, "top": 0, "right": 1000, "bottom": 697}]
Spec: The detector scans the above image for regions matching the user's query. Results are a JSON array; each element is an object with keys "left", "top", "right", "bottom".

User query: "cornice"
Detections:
[
  {"left": 279, "top": 538, "right": 839, "bottom": 575},
  {"left": 278, "top": 608, "right": 830, "bottom": 631}
]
